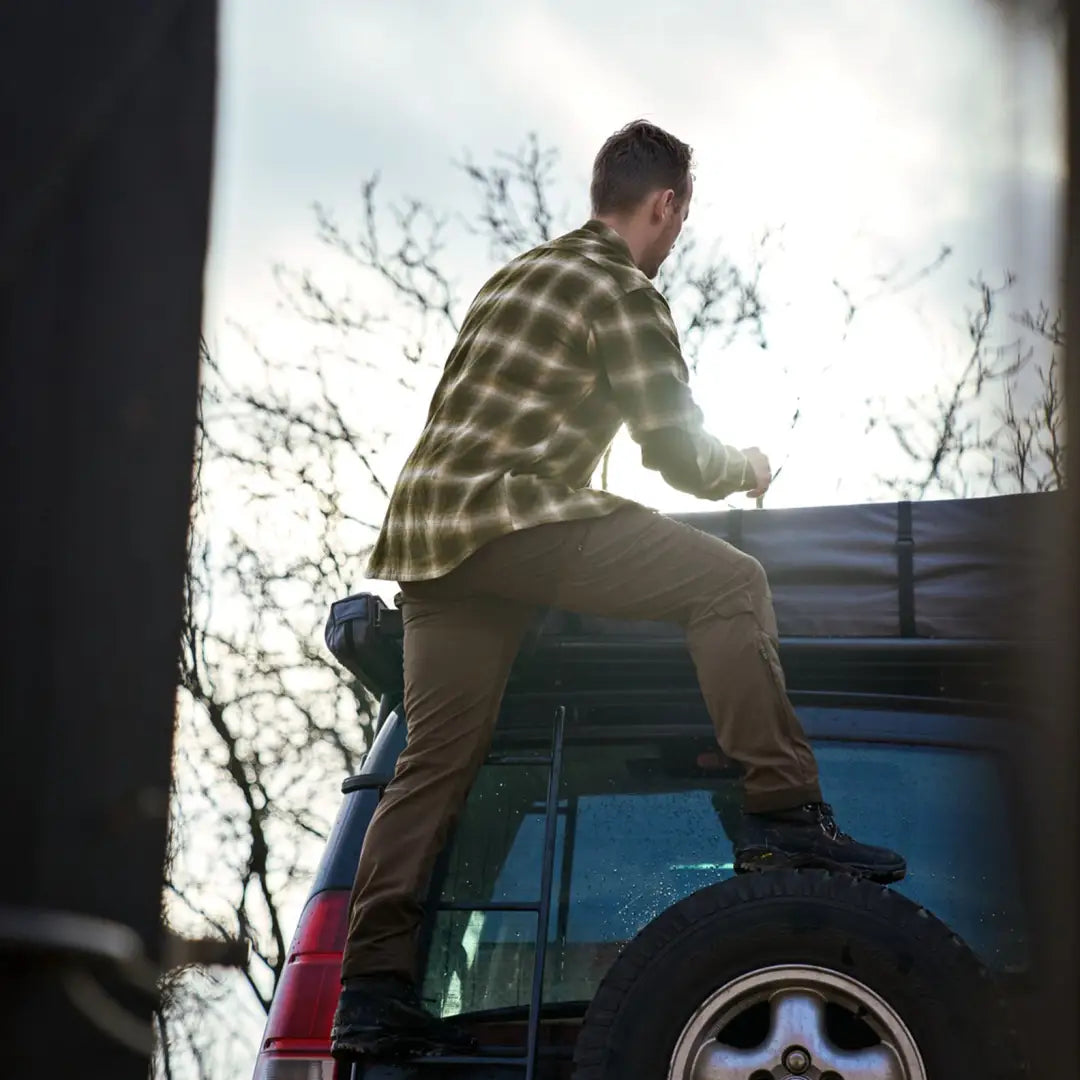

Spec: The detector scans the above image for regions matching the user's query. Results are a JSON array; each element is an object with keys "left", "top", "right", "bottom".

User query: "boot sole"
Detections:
[
  {"left": 734, "top": 847, "right": 907, "bottom": 884},
  {"left": 331, "top": 1031, "right": 479, "bottom": 1062}
]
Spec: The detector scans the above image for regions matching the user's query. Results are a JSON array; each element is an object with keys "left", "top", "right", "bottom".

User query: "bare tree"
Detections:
[
  {"left": 872, "top": 274, "right": 1066, "bottom": 498},
  {"left": 153, "top": 338, "right": 382, "bottom": 1078}
]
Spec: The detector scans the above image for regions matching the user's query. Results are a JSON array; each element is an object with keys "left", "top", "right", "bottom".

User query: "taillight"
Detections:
[{"left": 252, "top": 889, "right": 350, "bottom": 1080}]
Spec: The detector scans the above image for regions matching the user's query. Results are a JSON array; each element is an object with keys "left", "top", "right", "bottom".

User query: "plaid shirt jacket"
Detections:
[{"left": 365, "top": 220, "right": 753, "bottom": 583}]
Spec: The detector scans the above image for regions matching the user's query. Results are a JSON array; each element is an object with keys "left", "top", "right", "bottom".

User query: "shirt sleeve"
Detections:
[{"left": 591, "top": 286, "right": 753, "bottom": 500}]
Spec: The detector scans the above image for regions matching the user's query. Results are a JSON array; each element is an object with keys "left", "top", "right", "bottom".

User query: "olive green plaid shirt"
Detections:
[{"left": 365, "top": 220, "right": 753, "bottom": 582}]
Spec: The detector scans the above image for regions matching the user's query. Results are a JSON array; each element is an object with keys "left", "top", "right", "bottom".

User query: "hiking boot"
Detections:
[
  {"left": 734, "top": 802, "right": 907, "bottom": 883},
  {"left": 330, "top": 974, "right": 478, "bottom": 1061}
]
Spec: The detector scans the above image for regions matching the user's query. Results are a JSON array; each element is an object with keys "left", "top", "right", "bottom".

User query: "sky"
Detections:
[{"left": 202, "top": 0, "right": 1062, "bottom": 567}]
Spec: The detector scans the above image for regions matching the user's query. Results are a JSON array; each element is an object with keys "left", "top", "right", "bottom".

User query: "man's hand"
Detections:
[{"left": 742, "top": 446, "right": 772, "bottom": 500}]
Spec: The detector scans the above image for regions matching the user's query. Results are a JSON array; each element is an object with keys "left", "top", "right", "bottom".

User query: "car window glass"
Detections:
[{"left": 421, "top": 723, "right": 1026, "bottom": 1017}]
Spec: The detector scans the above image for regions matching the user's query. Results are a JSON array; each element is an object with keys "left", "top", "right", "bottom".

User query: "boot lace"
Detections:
[{"left": 807, "top": 802, "right": 852, "bottom": 842}]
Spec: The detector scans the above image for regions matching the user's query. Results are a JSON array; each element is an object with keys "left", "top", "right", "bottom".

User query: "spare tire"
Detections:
[{"left": 572, "top": 870, "right": 1023, "bottom": 1080}]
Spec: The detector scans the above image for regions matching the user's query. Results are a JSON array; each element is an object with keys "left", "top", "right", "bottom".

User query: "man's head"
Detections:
[{"left": 590, "top": 120, "right": 694, "bottom": 279}]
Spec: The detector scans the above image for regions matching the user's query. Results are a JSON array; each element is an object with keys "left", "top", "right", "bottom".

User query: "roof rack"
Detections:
[{"left": 325, "top": 494, "right": 1058, "bottom": 701}]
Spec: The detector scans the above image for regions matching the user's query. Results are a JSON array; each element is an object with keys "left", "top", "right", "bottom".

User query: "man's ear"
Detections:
[{"left": 646, "top": 188, "right": 674, "bottom": 224}]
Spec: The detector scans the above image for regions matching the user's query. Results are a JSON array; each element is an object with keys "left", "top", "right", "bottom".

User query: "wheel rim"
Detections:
[{"left": 667, "top": 964, "right": 927, "bottom": 1080}]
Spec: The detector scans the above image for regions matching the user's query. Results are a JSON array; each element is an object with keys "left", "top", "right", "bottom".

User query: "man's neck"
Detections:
[{"left": 592, "top": 214, "right": 645, "bottom": 269}]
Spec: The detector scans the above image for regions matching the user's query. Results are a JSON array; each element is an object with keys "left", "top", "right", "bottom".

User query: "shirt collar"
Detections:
[{"left": 581, "top": 219, "right": 634, "bottom": 262}]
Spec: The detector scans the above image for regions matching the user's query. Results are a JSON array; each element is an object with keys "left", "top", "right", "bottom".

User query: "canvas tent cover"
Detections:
[{"left": 535, "top": 491, "right": 1061, "bottom": 642}]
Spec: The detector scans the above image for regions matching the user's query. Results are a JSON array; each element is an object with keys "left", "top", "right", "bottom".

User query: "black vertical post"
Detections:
[
  {"left": 1044, "top": 0, "right": 1080, "bottom": 1064},
  {"left": 0, "top": 2, "right": 217, "bottom": 1076},
  {"left": 1016, "top": 1, "right": 1080, "bottom": 1072}
]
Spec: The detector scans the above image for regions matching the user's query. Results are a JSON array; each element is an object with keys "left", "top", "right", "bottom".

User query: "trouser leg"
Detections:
[
  {"left": 342, "top": 502, "right": 820, "bottom": 979},
  {"left": 452, "top": 506, "right": 821, "bottom": 812},
  {"left": 340, "top": 591, "right": 534, "bottom": 980}
]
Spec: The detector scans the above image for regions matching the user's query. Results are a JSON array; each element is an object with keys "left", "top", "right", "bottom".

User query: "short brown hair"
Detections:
[{"left": 590, "top": 120, "right": 694, "bottom": 216}]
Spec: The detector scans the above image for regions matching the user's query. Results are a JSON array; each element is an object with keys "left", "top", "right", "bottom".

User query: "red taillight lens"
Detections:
[{"left": 256, "top": 889, "right": 349, "bottom": 1069}]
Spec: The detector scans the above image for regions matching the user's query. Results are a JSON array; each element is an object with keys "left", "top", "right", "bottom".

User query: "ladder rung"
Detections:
[
  {"left": 436, "top": 900, "right": 540, "bottom": 913},
  {"left": 485, "top": 754, "right": 552, "bottom": 766}
]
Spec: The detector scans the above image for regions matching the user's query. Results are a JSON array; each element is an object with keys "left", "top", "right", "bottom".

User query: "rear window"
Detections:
[{"left": 421, "top": 718, "right": 1027, "bottom": 1018}]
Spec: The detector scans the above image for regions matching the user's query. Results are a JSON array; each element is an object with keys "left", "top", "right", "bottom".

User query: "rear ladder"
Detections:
[{"left": 347, "top": 704, "right": 569, "bottom": 1079}]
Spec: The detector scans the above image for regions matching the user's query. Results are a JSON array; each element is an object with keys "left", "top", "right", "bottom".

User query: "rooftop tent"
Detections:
[
  {"left": 327, "top": 491, "right": 1063, "bottom": 703},
  {"left": 538, "top": 491, "right": 1063, "bottom": 641}
]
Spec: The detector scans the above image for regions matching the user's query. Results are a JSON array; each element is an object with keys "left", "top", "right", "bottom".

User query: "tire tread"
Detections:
[{"left": 571, "top": 870, "right": 1025, "bottom": 1079}]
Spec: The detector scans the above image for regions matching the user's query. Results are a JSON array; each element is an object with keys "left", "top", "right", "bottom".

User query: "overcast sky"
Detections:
[{"left": 203, "top": 0, "right": 1063, "bottom": 558}]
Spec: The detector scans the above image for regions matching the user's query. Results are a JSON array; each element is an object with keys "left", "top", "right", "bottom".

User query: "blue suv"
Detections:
[{"left": 254, "top": 493, "right": 1052, "bottom": 1080}]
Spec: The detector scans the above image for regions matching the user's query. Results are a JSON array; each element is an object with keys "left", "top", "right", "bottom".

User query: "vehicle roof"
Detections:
[{"left": 326, "top": 492, "right": 1058, "bottom": 701}]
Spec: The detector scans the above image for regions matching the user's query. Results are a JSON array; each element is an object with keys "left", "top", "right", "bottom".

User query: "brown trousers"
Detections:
[{"left": 341, "top": 505, "right": 821, "bottom": 980}]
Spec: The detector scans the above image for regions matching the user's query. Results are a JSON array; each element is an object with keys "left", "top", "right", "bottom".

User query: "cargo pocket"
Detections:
[
  {"left": 756, "top": 630, "right": 790, "bottom": 706},
  {"left": 750, "top": 628, "right": 821, "bottom": 800}
]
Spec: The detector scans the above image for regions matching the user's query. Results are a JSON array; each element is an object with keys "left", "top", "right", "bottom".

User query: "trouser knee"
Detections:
[
  {"left": 738, "top": 553, "right": 769, "bottom": 598},
  {"left": 718, "top": 550, "right": 770, "bottom": 604},
  {"left": 694, "top": 550, "right": 775, "bottom": 632}
]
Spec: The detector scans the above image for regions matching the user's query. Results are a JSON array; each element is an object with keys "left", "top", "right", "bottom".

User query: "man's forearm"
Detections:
[{"left": 640, "top": 427, "right": 752, "bottom": 501}]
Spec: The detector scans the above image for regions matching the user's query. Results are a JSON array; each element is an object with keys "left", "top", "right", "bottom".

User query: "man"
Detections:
[{"left": 331, "top": 120, "right": 905, "bottom": 1061}]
